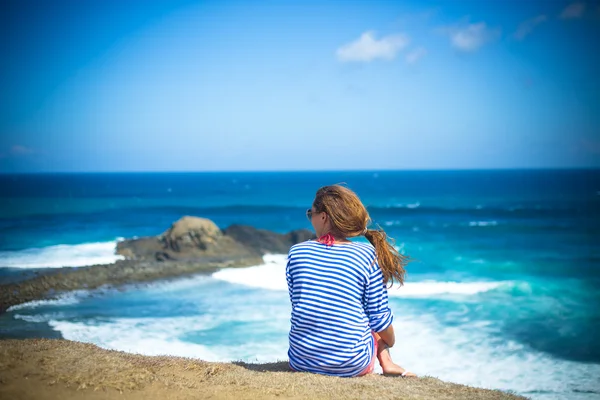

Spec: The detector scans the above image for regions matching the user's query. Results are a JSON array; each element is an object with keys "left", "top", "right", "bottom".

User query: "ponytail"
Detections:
[
  {"left": 311, "top": 184, "right": 410, "bottom": 286},
  {"left": 364, "top": 228, "right": 408, "bottom": 287}
]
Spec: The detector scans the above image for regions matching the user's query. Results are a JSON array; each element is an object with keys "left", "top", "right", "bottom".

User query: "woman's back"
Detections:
[{"left": 286, "top": 240, "right": 393, "bottom": 377}]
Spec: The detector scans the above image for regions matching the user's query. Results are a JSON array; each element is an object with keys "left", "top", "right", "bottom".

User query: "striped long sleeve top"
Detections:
[{"left": 286, "top": 240, "right": 394, "bottom": 377}]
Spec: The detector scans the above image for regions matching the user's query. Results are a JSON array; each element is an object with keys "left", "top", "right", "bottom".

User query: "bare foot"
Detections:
[{"left": 381, "top": 361, "right": 417, "bottom": 377}]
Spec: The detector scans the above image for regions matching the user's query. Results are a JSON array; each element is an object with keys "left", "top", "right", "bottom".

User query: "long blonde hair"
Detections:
[{"left": 312, "top": 184, "right": 409, "bottom": 286}]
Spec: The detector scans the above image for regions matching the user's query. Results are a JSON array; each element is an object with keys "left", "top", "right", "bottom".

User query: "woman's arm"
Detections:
[
  {"left": 286, "top": 255, "right": 293, "bottom": 306},
  {"left": 364, "top": 258, "right": 394, "bottom": 340},
  {"left": 377, "top": 324, "right": 395, "bottom": 348}
]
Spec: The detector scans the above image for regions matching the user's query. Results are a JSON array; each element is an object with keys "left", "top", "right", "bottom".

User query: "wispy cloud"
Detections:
[
  {"left": 10, "top": 145, "right": 35, "bottom": 156},
  {"left": 336, "top": 31, "right": 409, "bottom": 63},
  {"left": 513, "top": 15, "right": 548, "bottom": 40},
  {"left": 405, "top": 47, "right": 427, "bottom": 64},
  {"left": 442, "top": 22, "right": 500, "bottom": 52},
  {"left": 560, "top": 2, "right": 586, "bottom": 19}
]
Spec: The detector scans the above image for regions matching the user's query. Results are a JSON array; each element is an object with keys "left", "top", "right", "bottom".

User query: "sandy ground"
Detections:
[{"left": 0, "top": 339, "right": 526, "bottom": 400}]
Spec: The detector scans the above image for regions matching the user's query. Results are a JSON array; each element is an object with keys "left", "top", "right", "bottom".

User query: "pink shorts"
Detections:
[{"left": 358, "top": 331, "right": 378, "bottom": 376}]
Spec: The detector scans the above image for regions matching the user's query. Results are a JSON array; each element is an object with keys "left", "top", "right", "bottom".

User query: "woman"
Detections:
[{"left": 286, "top": 184, "right": 416, "bottom": 377}]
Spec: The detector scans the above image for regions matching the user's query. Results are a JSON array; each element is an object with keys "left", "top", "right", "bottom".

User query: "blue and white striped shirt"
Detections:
[{"left": 286, "top": 240, "right": 393, "bottom": 377}]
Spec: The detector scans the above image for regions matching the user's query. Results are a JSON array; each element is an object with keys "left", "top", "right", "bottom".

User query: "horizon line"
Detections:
[{"left": 1, "top": 166, "right": 599, "bottom": 174}]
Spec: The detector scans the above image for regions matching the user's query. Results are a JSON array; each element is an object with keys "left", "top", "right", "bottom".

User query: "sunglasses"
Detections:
[{"left": 306, "top": 208, "right": 317, "bottom": 220}]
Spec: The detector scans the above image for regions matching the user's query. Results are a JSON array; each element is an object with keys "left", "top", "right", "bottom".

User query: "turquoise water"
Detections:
[{"left": 0, "top": 170, "right": 599, "bottom": 399}]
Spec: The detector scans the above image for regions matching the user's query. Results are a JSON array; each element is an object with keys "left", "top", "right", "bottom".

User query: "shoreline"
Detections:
[
  {"left": 0, "top": 256, "right": 264, "bottom": 313},
  {"left": 0, "top": 338, "right": 527, "bottom": 400}
]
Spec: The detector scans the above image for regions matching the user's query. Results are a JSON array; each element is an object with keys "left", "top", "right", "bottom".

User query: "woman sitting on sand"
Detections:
[{"left": 286, "top": 184, "right": 416, "bottom": 377}]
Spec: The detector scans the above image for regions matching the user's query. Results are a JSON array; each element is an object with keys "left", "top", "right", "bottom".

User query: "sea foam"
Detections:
[
  {"left": 0, "top": 240, "right": 124, "bottom": 268},
  {"left": 468, "top": 221, "right": 499, "bottom": 227},
  {"left": 48, "top": 310, "right": 290, "bottom": 363},
  {"left": 388, "top": 280, "right": 509, "bottom": 297},
  {"left": 48, "top": 317, "right": 224, "bottom": 361},
  {"left": 6, "top": 290, "right": 89, "bottom": 312},
  {"left": 211, "top": 254, "right": 508, "bottom": 298}
]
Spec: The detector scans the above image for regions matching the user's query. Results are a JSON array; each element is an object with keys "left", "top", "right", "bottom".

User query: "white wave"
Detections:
[
  {"left": 0, "top": 240, "right": 124, "bottom": 269},
  {"left": 387, "top": 202, "right": 421, "bottom": 209},
  {"left": 14, "top": 314, "right": 48, "bottom": 323},
  {"left": 49, "top": 317, "right": 222, "bottom": 360},
  {"left": 212, "top": 254, "right": 288, "bottom": 291},
  {"left": 7, "top": 275, "right": 218, "bottom": 313},
  {"left": 468, "top": 221, "right": 498, "bottom": 227},
  {"left": 213, "top": 255, "right": 506, "bottom": 298},
  {"left": 49, "top": 311, "right": 290, "bottom": 363},
  {"left": 133, "top": 273, "right": 213, "bottom": 293},
  {"left": 388, "top": 281, "right": 508, "bottom": 297},
  {"left": 6, "top": 290, "right": 89, "bottom": 311}
]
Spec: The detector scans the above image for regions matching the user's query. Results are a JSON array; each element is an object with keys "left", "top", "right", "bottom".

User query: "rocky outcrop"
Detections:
[
  {"left": 117, "top": 217, "right": 255, "bottom": 262},
  {"left": 116, "top": 216, "right": 314, "bottom": 262},
  {"left": 222, "top": 224, "right": 314, "bottom": 255}
]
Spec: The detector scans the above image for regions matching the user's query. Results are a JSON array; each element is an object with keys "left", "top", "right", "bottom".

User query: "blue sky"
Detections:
[{"left": 1, "top": 0, "right": 599, "bottom": 172}]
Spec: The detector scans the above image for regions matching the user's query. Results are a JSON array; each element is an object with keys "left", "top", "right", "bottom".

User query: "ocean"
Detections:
[{"left": 0, "top": 170, "right": 598, "bottom": 399}]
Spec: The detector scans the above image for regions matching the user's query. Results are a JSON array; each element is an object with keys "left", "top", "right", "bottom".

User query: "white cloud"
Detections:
[
  {"left": 444, "top": 22, "right": 500, "bottom": 52},
  {"left": 560, "top": 2, "right": 586, "bottom": 19},
  {"left": 10, "top": 145, "right": 35, "bottom": 156},
  {"left": 336, "top": 31, "right": 409, "bottom": 63},
  {"left": 405, "top": 47, "right": 427, "bottom": 64},
  {"left": 513, "top": 15, "right": 548, "bottom": 40}
]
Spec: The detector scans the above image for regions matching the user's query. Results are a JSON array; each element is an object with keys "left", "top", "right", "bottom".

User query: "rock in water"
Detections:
[
  {"left": 223, "top": 225, "right": 314, "bottom": 255},
  {"left": 117, "top": 216, "right": 256, "bottom": 262},
  {"left": 116, "top": 216, "right": 314, "bottom": 262},
  {"left": 160, "top": 216, "right": 222, "bottom": 252}
]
